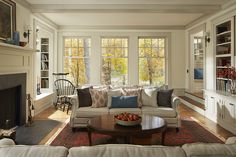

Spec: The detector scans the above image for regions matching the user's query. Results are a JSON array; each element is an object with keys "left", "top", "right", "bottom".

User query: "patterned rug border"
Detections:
[{"left": 187, "top": 116, "right": 225, "bottom": 142}]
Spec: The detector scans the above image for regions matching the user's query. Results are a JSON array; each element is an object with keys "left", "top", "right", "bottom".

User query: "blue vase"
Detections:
[{"left": 13, "top": 31, "right": 20, "bottom": 45}]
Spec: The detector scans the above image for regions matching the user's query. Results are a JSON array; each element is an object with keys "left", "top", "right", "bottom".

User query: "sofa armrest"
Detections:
[
  {"left": 0, "top": 138, "right": 15, "bottom": 146},
  {"left": 70, "top": 95, "right": 79, "bottom": 127},
  {"left": 225, "top": 137, "right": 236, "bottom": 144},
  {"left": 171, "top": 95, "right": 180, "bottom": 112}
]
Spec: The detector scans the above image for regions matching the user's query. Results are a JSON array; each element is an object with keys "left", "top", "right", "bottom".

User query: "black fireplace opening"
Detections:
[
  {"left": 0, "top": 73, "right": 26, "bottom": 129},
  {"left": 0, "top": 86, "right": 21, "bottom": 129}
]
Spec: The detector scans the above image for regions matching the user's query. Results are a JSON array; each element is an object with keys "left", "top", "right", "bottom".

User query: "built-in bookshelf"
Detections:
[
  {"left": 40, "top": 38, "right": 49, "bottom": 89},
  {"left": 215, "top": 18, "right": 234, "bottom": 92}
]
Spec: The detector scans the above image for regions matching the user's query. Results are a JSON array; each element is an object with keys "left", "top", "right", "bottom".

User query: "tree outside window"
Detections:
[
  {"left": 101, "top": 38, "right": 128, "bottom": 85},
  {"left": 139, "top": 38, "right": 166, "bottom": 86},
  {"left": 64, "top": 38, "right": 91, "bottom": 87}
]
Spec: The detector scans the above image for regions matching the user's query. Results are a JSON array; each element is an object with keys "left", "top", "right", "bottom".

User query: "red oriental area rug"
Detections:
[{"left": 50, "top": 118, "right": 223, "bottom": 148}]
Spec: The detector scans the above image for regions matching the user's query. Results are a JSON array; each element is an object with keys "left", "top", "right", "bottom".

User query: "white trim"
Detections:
[
  {"left": 59, "top": 25, "right": 185, "bottom": 31},
  {"left": 30, "top": 4, "right": 221, "bottom": 13}
]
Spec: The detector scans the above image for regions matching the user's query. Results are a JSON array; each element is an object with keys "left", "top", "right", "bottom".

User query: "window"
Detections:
[
  {"left": 139, "top": 37, "right": 166, "bottom": 85},
  {"left": 101, "top": 38, "right": 128, "bottom": 85},
  {"left": 64, "top": 38, "right": 91, "bottom": 86}
]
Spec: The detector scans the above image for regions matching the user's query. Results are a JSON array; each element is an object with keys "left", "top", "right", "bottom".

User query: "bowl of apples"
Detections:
[{"left": 114, "top": 112, "right": 142, "bottom": 126}]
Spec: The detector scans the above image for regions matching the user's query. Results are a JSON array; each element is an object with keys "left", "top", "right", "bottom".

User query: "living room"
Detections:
[{"left": 0, "top": 0, "right": 236, "bottom": 157}]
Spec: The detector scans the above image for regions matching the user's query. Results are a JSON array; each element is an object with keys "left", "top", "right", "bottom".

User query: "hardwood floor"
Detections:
[{"left": 35, "top": 103, "right": 234, "bottom": 144}]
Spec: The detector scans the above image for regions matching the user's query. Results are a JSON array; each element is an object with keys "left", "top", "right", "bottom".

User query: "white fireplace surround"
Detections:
[{"left": 0, "top": 43, "right": 35, "bottom": 124}]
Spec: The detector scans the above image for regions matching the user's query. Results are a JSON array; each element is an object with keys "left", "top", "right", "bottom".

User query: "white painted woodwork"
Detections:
[
  {"left": 204, "top": 90, "right": 236, "bottom": 134},
  {"left": 0, "top": 43, "right": 36, "bottom": 123}
]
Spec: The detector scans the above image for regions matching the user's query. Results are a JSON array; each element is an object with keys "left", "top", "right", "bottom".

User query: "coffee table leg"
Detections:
[
  {"left": 88, "top": 130, "right": 92, "bottom": 146},
  {"left": 161, "top": 130, "right": 166, "bottom": 145}
]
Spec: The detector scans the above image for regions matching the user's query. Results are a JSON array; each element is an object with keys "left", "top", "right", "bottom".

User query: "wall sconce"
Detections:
[
  {"left": 23, "top": 25, "right": 32, "bottom": 43},
  {"left": 205, "top": 32, "right": 210, "bottom": 47},
  {"left": 23, "top": 30, "right": 31, "bottom": 43}
]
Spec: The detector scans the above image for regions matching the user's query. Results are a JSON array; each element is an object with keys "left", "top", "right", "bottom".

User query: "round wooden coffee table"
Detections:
[{"left": 87, "top": 114, "right": 167, "bottom": 145}]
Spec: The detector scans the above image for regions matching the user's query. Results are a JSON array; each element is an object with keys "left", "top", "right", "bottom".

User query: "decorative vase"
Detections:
[{"left": 13, "top": 31, "right": 20, "bottom": 46}]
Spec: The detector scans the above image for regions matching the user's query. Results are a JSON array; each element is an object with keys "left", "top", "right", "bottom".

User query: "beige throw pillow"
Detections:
[
  {"left": 90, "top": 88, "right": 108, "bottom": 108},
  {"left": 122, "top": 88, "right": 142, "bottom": 107},
  {"left": 141, "top": 88, "right": 158, "bottom": 107}
]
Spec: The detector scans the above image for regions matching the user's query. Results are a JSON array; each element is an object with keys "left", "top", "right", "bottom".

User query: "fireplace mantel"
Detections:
[{"left": 0, "top": 42, "right": 36, "bottom": 52}]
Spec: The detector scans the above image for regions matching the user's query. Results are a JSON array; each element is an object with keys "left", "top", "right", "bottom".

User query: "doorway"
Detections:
[{"left": 189, "top": 25, "right": 205, "bottom": 96}]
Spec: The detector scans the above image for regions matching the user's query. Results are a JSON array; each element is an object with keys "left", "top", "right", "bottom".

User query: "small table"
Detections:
[{"left": 87, "top": 114, "right": 167, "bottom": 146}]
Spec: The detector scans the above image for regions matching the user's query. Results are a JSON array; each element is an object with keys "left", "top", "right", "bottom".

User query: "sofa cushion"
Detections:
[
  {"left": 111, "top": 96, "right": 138, "bottom": 108},
  {"left": 142, "top": 106, "right": 177, "bottom": 118},
  {"left": 141, "top": 88, "right": 158, "bottom": 107},
  {"left": 182, "top": 143, "right": 236, "bottom": 157},
  {"left": 157, "top": 89, "right": 174, "bottom": 107},
  {"left": 122, "top": 88, "right": 142, "bottom": 107},
  {"left": 107, "top": 89, "right": 122, "bottom": 108},
  {"left": 77, "top": 87, "right": 92, "bottom": 107},
  {"left": 76, "top": 107, "right": 109, "bottom": 117},
  {"left": 90, "top": 88, "right": 108, "bottom": 108},
  {"left": 109, "top": 108, "right": 142, "bottom": 114},
  {"left": 68, "top": 144, "right": 186, "bottom": 157},
  {"left": 0, "top": 145, "right": 68, "bottom": 157}
]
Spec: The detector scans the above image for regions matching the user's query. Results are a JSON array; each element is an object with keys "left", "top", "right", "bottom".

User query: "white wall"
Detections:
[
  {"left": 15, "top": 2, "right": 34, "bottom": 48},
  {"left": 185, "top": 3, "right": 236, "bottom": 91},
  {"left": 57, "top": 29, "right": 186, "bottom": 89}
]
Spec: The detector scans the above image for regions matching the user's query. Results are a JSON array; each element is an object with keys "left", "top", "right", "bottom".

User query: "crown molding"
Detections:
[
  {"left": 58, "top": 25, "right": 185, "bottom": 31},
  {"left": 31, "top": 4, "right": 221, "bottom": 13},
  {"left": 14, "top": 0, "right": 32, "bottom": 9},
  {"left": 33, "top": 13, "right": 59, "bottom": 29}
]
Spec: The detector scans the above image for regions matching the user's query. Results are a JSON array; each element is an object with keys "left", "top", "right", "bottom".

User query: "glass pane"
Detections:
[
  {"left": 122, "top": 39, "right": 128, "bottom": 47},
  {"left": 64, "top": 58, "right": 89, "bottom": 86},
  {"left": 64, "top": 39, "right": 71, "bottom": 47},
  {"left": 152, "top": 39, "right": 159, "bottom": 47},
  {"left": 64, "top": 48, "right": 72, "bottom": 56},
  {"left": 72, "top": 39, "right": 78, "bottom": 47},
  {"left": 159, "top": 47, "right": 165, "bottom": 57},
  {"left": 139, "top": 39, "right": 145, "bottom": 47},
  {"left": 139, "top": 58, "right": 165, "bottom": 86},
  {"left": 159, "top": 38, "right": 165, "bottom": 47},
  {"left": 114, "top": 48, "right": 122, "bottom": 57},
  {"left": 115, "top": 39, "right": 122, "bottom": 47},
  {"left": 144, "top": 39, "right": 152, "bottom": 47},
  {"left": 102, "top": 39, "right": 108, "bottom": 47},
  {"left": 78, "top": 39, "right": 84, "bottom": 47},
  {"left": 152, "top": 47, "right": 158, "bottom": 57},
  {"left": 101, "top": 58, "right": 128, "bottom": 85}
]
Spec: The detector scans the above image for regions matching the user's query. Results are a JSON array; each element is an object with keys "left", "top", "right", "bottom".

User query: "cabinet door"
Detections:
[
  {"left": 205, "top": 95, "right": 217, "bottom": 122},
  {"left": 216, "top": 98, "right": 224, "bottom": 121},
  {"left": 224, "top": 100, "right": 236, "bottom": 125}
]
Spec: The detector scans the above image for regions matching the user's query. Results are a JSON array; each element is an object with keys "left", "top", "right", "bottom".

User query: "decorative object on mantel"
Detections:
[
  {"left": 0, "top": 0, "right": 16, "bottom": 42},
  {"left": 36, "top": 76, "right": 41, "bottom": 95},
  {"left": 13, "top": 31, "right": 19, "bottom": 45},
  {"left": 23, "top": 25, "right": 31, "bottom": 43},
  {"left": 19, "top": 41, "right": 27, "bottom": 47},
  {"left": 25, "top": 94, "right": 35, "bottom": 127}
]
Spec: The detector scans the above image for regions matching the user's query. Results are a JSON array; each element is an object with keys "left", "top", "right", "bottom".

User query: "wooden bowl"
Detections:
[
  {"left": 19, "top": 41, "right": 27, "bottom": 47},
  {"left": 114, "top": 113, "right": 142, "bottom": 126}
]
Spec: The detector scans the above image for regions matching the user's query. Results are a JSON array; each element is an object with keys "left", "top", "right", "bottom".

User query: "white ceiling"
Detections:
[{"left": 24, "top": 0, "right": 232, "bottom": 28}]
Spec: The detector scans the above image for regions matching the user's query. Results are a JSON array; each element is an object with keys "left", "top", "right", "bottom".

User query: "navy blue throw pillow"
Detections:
[{"left": 111, "top": 96, "right": 138, "bottom": 108}]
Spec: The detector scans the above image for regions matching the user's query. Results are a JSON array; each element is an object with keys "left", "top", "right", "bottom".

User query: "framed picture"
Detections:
[{"left": 0, "top": 0, "right": 16, "bottom": 41}]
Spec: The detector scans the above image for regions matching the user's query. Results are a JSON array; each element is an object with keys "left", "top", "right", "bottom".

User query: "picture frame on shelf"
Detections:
[{"left": 0, "top": 0, "right": 16, "bottom": 42}]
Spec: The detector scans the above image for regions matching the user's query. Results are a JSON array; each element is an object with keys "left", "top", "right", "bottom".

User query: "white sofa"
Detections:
[
  {"left": 1, "top": 138, "right": 236, "bottom": 157},
  {"left": 69, "top": 87, "right": 181, "bottom": 130}
]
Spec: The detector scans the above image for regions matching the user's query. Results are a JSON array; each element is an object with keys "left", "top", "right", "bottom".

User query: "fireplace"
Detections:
[{"left": 0, "top": 73, "right": 26, "bottom": 129}]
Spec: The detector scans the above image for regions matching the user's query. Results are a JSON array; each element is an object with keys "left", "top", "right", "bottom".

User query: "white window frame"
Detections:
[
  {"left": 138, "top": 36, "right": 169, "bottom": 86},
  {"left": 100, "top": 37, "right": 129, "bottom": 85}
]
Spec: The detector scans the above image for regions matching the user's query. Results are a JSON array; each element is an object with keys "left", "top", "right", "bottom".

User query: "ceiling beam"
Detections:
[
  {"left": 58, "top": 25, "right": 185, "bottom": 30},
  {"left": 31, "top": 4, "right": 221, "bottom": 13}
]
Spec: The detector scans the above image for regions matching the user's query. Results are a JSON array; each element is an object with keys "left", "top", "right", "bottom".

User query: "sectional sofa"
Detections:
[
  {"left": 70, "top": 85, "right": 181, "bottom": 130},
  {"left": 1, "top": 138, "right": 236, "bottom": 157}
]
